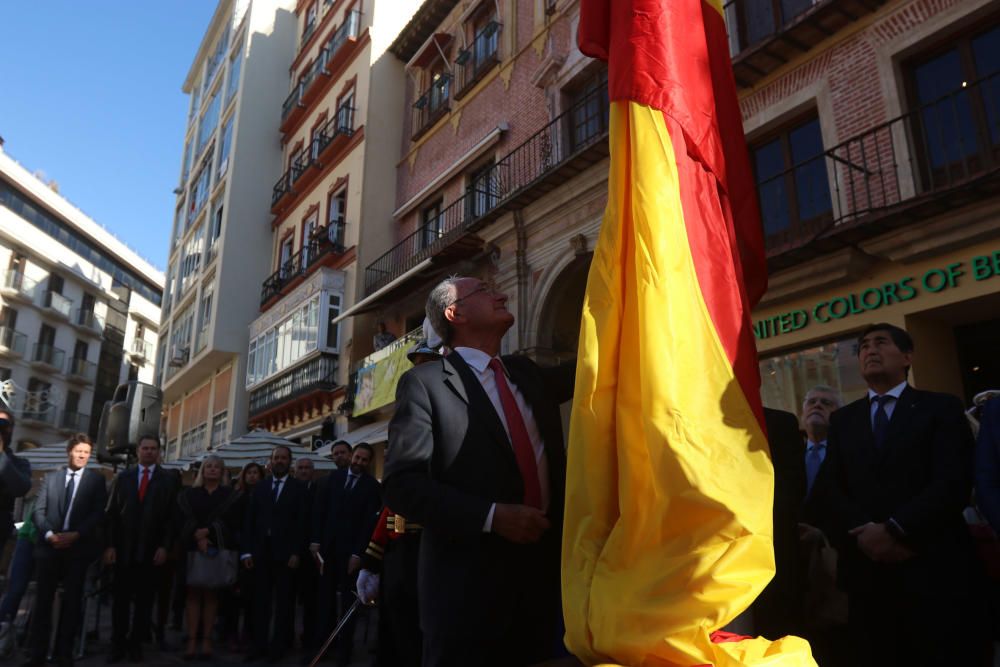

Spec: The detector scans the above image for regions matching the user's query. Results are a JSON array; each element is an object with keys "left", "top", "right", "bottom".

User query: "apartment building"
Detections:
[
  {"left": 244, "top": 0, "right": 420, "bottom": 448},
  {"left": 338, "top": 0, "right": 1000, "bottom": 433},
  {"left": 157, "top": 0, "right": 298, "bottom": 462},
  {"left": 739, "top": 0, "right": 1000, "bottom": 411},
  {"left": 0, "top": 145, "right": 163, "bottom": 450},
  {"left": 331, "top": 0, "right": 610, "bottom": 441}
]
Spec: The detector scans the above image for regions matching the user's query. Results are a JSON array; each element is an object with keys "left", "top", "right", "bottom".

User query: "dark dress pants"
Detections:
[
  {"left": 112, "top": 561, "right": 157, "bottom": 649},
  {"left": 28, "top": 551, "right": 88, "bottom": 661},
  {"left": 253, "top": 556, "right": 296, "bottom": 657},
  {"left": 376, "top": 534, "right": 421, "bottom": 667}
]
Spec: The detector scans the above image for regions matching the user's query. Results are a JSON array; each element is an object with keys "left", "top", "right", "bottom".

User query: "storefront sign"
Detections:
[{"left": 753, "top": 249, "right": 1000, "bottom": 340}]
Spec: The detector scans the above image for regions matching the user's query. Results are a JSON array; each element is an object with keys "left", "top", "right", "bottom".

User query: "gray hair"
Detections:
[
  {"left": 426, "top": 277, "right": 461, "bottom": 346},
  {"left": 803, "top": 384, "right": 843, "bottom": 408},
  {"left": 193, "top": 454, "right": 226, "bottom": 488}
]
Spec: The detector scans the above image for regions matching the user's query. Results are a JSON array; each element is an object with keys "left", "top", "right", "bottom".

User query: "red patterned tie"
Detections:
[
  {"left": 139, "top": 467, "right": 150, "bottom": 502},
  {"left": 488, "top": 358, "right": 542, "bottom": 508}
]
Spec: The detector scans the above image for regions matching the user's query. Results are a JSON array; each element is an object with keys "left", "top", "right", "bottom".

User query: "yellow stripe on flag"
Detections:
[{"left": 562, "top": 101, "right": 815, "bottom": 667}]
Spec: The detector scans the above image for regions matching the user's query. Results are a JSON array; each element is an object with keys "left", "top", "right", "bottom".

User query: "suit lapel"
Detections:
[{"left": 446, "top": 351, "right": 518, "bottom": 464}]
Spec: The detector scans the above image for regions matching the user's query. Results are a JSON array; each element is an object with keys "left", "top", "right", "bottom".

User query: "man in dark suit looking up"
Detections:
[
  {"left": 23, "top": 433, "right": 106, "bottom": 667},
  {"left": 241, "top": 445, "right": 308, "bottom": 662},
  {"left": 104, "top": 435, "right": 181, "bottom": 663},
  {"left": 309, "top": 442, "right": 381, "bottom": 664},
  {"left": 811, "top": 323, "right": 983, "bottom": 666},
  {"left": 384, "top": 276, "right": 574, "bottom": 667}
]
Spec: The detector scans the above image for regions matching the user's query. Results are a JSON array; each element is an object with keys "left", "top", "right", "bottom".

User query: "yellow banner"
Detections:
[{"left": 353, "top": 344, "right": 414, "bottom": 416}]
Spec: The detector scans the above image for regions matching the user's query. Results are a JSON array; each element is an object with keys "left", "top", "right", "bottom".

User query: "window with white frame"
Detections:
[
  {"left": 179, "top": 224, "right": 205, "bottom": 293},
  {"left": 327, "top": 188, "right": 346, "bottom": 246},
  {"left": 187, "top": 156, "right": 212, "bottom": 226},
  {"left": 246, "top": 295, "right": 325, "bottom": 386},
  {"left": 208, "top": 198, "right": 224, "bottom": 256},
  {"left": 170, "top": 305, "right": 195, "bottom": 359},
  {"left": 211, "top": 411, "right": 228, "bottom": 448},
  {"left": 227, "top": 44, "right": 242, "bottom": 102},
  {"left": 197, "top": 86, "right": 222, "bottom": 156},
  {"left": 326, "top": 294, "right": 341, "bottom": 349},
  {"left": 199, "top": 290, "right": 213, "bottom": 333},
  {"left": 218, "top": 115, "right": 234, "bottom": 180}
]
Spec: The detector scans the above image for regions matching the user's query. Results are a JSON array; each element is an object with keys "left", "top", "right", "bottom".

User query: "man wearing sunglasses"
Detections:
[
  {"left": 0, "top": 410, "right": 32, "bottom": 556},
  {"left": 384, "top": 276, "right": 575, "bottom": 667}
]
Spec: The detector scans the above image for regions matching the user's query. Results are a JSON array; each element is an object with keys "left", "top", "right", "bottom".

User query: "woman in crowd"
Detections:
[
  {"left": 176, "top": 455, "right": 241, "bottom": 660},
  {"left": 229, "top": 461, "right": 264, "bottom": 650}
]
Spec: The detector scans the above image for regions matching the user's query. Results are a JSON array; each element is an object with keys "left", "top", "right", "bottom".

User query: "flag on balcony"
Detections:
[{"left": 561, "top": 1, "right": 815, "bottom": 665}]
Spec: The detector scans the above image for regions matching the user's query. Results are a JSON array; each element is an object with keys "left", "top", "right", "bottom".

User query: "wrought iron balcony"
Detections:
[
  {"left": 273, "top": 105, "right": 356, "bottom": 214},
  {"left": 130, "top": 338, "right": 153, "bottom": 361},
  {"left": 73, "top": 308, "right": 104, "bottom": 335},
  {"left": 260, "top": 223, "right": 347, "bottom": 306},
  {"left": 31, "top": 343, "right": 65, "bottom": 370},
  {"left": 42, "top": 290, "right": 73, "bottom": 319},
  {"left": 1, "top": 270, "right": 37, "bottom": 302},
  {"left": 724, "top": 0, "right": 886, "bottom": 88},
  {"left": 0, "top": 326, "right": 27, "bottom": 357},
  {"left": 66, "top": 356, "right": 97, "bottom": 384},
  {"left": 313, "top": 103, "right": 356, "bottom": 163},
  {"left": 455, "top": 20, "right": 501, "bottom": 99},
  {"left": 271, "top": 145, "right": 313, "bottom": 212},
  {"left": 412, "top": 74, "right": 452, "bottom": 139},
  {"left": 763, "top": 72, "right": 1000, "bottom": 268},
  {"left": 326, "top": 10, "right": 361, "bottom": 67},
  {"left": 366, "top": 79, "right": 610, "bottom": 296},
  {"left": 248, "top": 353, "right": 339, "bottom": 417}
]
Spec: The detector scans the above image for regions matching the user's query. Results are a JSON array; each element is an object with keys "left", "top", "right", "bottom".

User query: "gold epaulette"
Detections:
[{"left": 387, "top": 514, "right": 423, "bottom": 533}]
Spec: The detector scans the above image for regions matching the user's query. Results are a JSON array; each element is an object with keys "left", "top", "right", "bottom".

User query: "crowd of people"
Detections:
[{"left": 1, "top": 274, "right": 1000, "bottom": 667}]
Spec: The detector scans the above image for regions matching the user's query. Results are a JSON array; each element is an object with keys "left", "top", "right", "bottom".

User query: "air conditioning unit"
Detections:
[{"left": 169, "top": 346, "right": 189, "bottom": 367}]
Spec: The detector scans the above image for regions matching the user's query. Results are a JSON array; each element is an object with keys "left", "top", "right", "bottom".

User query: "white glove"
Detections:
[{"left": 357, "top": 569, "right": 380, "bottom": 605}]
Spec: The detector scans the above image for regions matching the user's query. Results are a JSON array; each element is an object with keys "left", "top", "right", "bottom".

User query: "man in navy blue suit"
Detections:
[
  {"left": 23, "top": 434, "right": 106, "bottom": 667},
  {"left": 309, "top": 442, "right": 381, "bottom": 665},
  {"left": 241, "top": 445, "right": 308, "bottom": 662}
]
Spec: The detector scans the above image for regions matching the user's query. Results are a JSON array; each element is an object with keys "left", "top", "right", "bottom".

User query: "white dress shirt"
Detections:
[
  {"left": 867, "top": 381, "right": 907, "bottom": 427},
  {"left": 137, "top": 463, "right": 157, "bottom": 489},
  {"left": 271, "top": 474, "right": 288, "bottom": 500},
  {"left": 453, "top": 347, "right": 550, "bottom": 532}
]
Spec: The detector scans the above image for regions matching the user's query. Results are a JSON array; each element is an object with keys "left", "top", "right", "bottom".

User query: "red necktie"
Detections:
[
  {"left": 488, "top": 358, "right": 542, "bottom": 508},
  {"left": 139, "top": 467, "right": 150, "bottom": 502}
]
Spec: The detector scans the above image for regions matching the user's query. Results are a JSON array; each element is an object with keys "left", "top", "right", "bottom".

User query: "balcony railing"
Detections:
[
  {"left": 303, "top": 18, "right": 317, "bottom": 45},
  {"left": 1, "top": 270, "right": 37, "bottom": 300},
  {"left": 130, "top": 338, "right": 153, "bottom": 360},
  {"left": 32, "top": 343, "right": 65, "bottom": 369},
  {"left": 66, "top": 356, "right": 97, "bottom": 383},
  {"left": 74, "top": 308, "right": 104, "bottom": 332},
  {"left": 412, "top": 74, "right": 452, "bottom": 138},
  {"left": 248, "top": 353, "right": 339, "bottom": 416},
  {"left": 281, "top": 10, "right": 361, "bottom": 125},
  {"left": 723, "top": 0, "right": 885, "bottom": 88},
  {"left": 456, "top": 20, "right": 501, "bottom": 97},
  {"left": 763, "top": 72, "right": 1000, "bottom": 261},
  {"left": 260, "top": 222, "right": 347, "bottom": 305},
  {"left": 43, "top": 290, "right": 73, "bottom": 318},
  {"left": 22, "top": 407, "right": 58, "bottom": 427},
  {"left": 0, "top": 326, "right": 27, "bottom": 356},
  {"left": 366, "top": 79, "right": 610, "bottom": 295},
  {"left": 273, "top": 104, "right": 356, "bottom": 213},
  {"left": 60, "top": 410, "right": 90, "bottom": 433}
]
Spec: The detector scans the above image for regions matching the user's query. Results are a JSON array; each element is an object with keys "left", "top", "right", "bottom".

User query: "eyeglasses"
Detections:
[{"left": 449, "top": 282, "right": 498, "bottom": 306}]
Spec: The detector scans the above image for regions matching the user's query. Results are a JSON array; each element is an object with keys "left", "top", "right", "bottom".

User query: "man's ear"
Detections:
[{"left": 444, "top": 304, "right": 461, "bottom": 326}]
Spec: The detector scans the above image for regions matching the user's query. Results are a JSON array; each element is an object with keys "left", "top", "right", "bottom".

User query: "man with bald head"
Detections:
[
  {"left": 385, "top": 276, "right": 574, "bottom": 667},
  {"left": 801, "top": 385, "right": 842, "bottom": 499}
]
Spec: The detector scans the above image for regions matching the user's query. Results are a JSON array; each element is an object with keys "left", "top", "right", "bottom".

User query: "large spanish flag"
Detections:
[{"left": 561, "top": 1, "right": 815, "bottom": 665}]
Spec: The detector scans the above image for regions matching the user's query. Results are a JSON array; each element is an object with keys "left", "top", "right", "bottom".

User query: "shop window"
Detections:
[
  {"left": 750, "top": 114, "right": 832, "bottom": 243},
  {"left": 906, "top": 22, "right": 1000, "bottom": 191},
  {"left": 759, "top": 335, "right": 867, "bottom": 416}
]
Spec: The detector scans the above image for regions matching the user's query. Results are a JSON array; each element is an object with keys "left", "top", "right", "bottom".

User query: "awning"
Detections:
[
  {"left": 315, "top": 419, "right": 389, "bottom": 457},
  {"left": 171, "top": 429, "right": 340, "bottom": 471},
  {"left": 19, "top": 442, "right": 113, "bottom": 474},
  {"left": 330, "top": 259, "right": 433, "bottom": 324},
  {"left": 409, "top": 33, "right": 453, "bottom": 69}
]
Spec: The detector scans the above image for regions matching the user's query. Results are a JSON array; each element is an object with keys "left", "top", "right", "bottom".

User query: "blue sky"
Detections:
[{"left": 0, "top": 2, "right": 218, "bottom": 272}]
